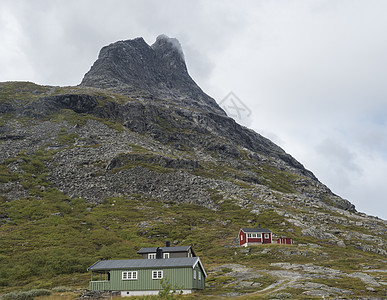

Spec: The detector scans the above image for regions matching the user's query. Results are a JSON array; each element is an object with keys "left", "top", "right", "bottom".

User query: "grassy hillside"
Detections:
[
  {"left": 1, "top": 190, "right": 386, "bottom": 298},
  {"left": 1, "top": 192, "right": 387, "bottom": 299}
]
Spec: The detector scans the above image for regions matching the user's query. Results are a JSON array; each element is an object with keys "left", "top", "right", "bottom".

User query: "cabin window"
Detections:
[
  {"left": 152, "top": 270, "right": 163, "bottom": 279},
  {"left": 248, "top": 233, "right": 260, "bottom": 238},
  {"left": 264, "top": 233, "right": 270, "bottom": 239},
  {"left": 163, "top": 252, "right": 170, "bottom": 259},
  {"left": 193, "top": 270, "right": 197, "bottom": 280},
  {"left": 122, "top": 271, "right": 138, "bottom": 280},
  {"left": 198, "top": 271, "right": 201, "bottom": 281},
  {"left": 148, "top": 253, "right": 156, "bottom": 259}
]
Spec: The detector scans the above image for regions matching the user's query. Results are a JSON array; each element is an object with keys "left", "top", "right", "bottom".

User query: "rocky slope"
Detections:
[{"left": 0, "top": 35, "right": 386, "bottom": 298}]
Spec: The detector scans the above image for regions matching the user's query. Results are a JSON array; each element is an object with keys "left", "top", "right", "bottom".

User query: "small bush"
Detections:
[
  {"left": 158, "top": 277, "right": 183, "bottom": 299},
  {"left": 0, "top": 289, "right": 51, "bottom": 300},
  {"left": 27, "top": 289, "right": 51, "bottom": 297}
]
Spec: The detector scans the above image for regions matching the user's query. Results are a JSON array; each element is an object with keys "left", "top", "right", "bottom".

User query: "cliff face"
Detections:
[{"left": 0, "top": 36, "right": 386, "bottom": 297}]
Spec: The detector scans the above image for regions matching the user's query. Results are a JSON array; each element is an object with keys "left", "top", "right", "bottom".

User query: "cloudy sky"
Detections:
[{"left": 1, "top": 0, "right": 386, "bottom": 220}]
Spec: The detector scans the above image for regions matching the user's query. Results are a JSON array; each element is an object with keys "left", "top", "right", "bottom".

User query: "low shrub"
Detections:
[{"left": 0, "top": 289, "right": 51, "bottom": 300}]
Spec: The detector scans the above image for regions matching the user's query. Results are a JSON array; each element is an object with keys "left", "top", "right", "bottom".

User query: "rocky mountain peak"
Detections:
[
  {"left": 151, "top": 34, "right": 186, "bottom": 70},
  {"left": 80, "top": 35, "right": 224, "bottom": 114}
]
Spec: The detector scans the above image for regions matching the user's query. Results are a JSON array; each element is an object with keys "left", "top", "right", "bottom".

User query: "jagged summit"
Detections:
[
  {"left": 80, "top": 35, "right": 224, "bottom": 114},
  {"left": 151, "top": 34, "right": 186, "bottom": 66}
]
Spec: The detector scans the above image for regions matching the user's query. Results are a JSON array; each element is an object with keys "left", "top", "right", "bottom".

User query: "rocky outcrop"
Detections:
[{"left": 209, "top": 260, "right": 387, "bottom": 298}]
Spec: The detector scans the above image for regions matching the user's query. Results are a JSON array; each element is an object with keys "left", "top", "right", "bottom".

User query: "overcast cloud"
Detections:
[{"left": 1, "top": 0, "right": 386, "bottom": 220}]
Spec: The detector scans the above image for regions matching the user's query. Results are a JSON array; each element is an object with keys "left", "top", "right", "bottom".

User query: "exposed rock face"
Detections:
[
  {"left": 209, "top": 262, "right": 387, "bottom": 298},
  {"left": 80, "top": 35, "right": 223, "bottom": 115}
]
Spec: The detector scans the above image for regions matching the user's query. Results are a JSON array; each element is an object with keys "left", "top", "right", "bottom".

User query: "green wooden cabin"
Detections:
[{"left": 87, "top": 257, "right": 206, "bottom": 297}]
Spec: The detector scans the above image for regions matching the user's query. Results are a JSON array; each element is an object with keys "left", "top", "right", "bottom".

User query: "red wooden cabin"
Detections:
[{"left": 239, "top": 225, "right": 272, "bottom": 247}]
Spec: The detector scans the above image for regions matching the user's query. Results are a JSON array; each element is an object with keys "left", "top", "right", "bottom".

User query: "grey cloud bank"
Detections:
[{"left": 0, "top": 0, "right": 386, "bottom": 219}]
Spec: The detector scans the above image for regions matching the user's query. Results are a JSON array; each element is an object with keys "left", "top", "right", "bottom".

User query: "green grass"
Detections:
[
  {"left": 0, "top": 82, "right": 51, "bottom": 103},
  {"left": 250, "top": 163, "right": 299, "bottom": 193},
  {"left": 0, "top": 164, "right": 20, "bottom": 183},
  {"left": 56, "top": 128, "right": 79, "bottom": 145}
]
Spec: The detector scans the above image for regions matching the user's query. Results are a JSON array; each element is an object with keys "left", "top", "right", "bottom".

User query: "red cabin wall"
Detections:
[
  {"left": 277, "top": 238, "right": 292, "bottom": 244},
  {"left": 239, "top": 230, "right": 247, "bottom": 246},
  {"left": 247, "top": 238, "right": 262, "bottom": 243},
  {"left": 262, "top": 233, "right": 272, "bottom": 244}
]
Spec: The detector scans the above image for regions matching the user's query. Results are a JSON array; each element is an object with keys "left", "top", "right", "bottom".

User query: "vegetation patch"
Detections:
[
  {"left": 0, "top": 288, "right": 51, "bottom": 300},
  {"left": 0, "top": 82, "right": 51, "bottom": 104},
  {"left": 0, "top": 165, "right": 19, "bottom": 183},
  {"left": 251, "top": 164, "right": 298, "bottom": 193},
  {"left": 48, "top": 109, "right": 124, "bottom": 132},
  {"left": 56, "top": 128, "right": 79, "bottom": 146}
]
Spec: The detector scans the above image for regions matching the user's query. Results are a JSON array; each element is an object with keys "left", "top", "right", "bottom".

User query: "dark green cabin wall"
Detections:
[
  {"left": 90, "top": 266, "right": 206, "bottom": 291},
  {"left": 192, "top": 265, "right": 205, "bottom": 290}
]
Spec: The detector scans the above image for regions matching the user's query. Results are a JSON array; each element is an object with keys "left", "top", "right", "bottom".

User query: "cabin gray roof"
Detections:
[
  {"left": 137, "top": 246, "right": 193, "bottom": 254},
  {"left": 137, "top": 246, "right": 191, "bottom": 253},
  {"left": 241, "top": 228, "right": 272, "bottom": 233},
  {"left": 88, "top": 257, "right": 206, "bottom": 277}
]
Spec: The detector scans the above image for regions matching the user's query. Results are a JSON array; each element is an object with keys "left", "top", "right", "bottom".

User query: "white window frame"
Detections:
[
  {"left": 247, "top": 233, "right": 252, "bottom": 238},
  {"left": 148, "top": 253, "right": 156, "bottom": 259},
  {"left": 152, "top": 270, "right": 163, "bottom": 280},
  {"left": 264, "top": 233, "right": 270, "bottom": 239},
  {"left": 198, "top": 271, "right": 201, "bottom": 281},
  {"left": 163, "top": 252, "right": 170, "bottom": 259},
  {"left": 122, "top": 271, "right": 138, "bottom": 280},
  {"left": 193, "top": 269, "right": 197, "bottom": 280}
]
